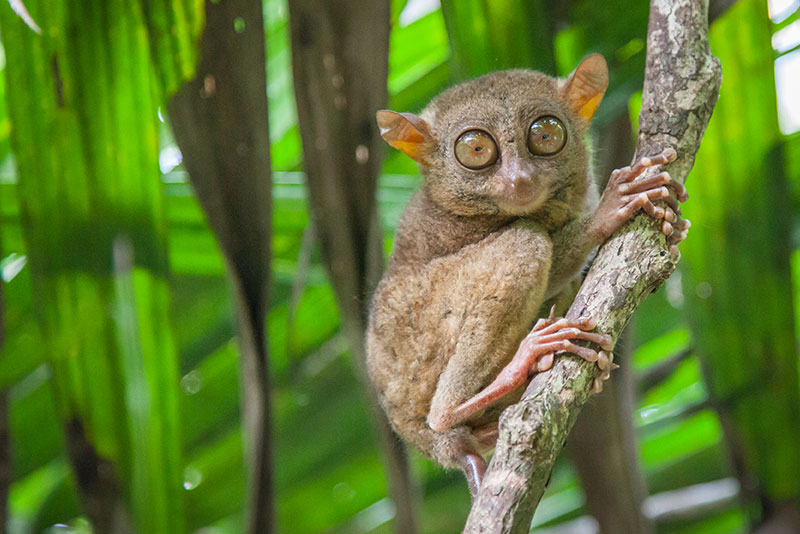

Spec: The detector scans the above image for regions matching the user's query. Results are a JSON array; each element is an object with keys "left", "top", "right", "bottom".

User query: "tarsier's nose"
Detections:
[{"left": 505, "top": 159, "right": 536, "bottom": 191}]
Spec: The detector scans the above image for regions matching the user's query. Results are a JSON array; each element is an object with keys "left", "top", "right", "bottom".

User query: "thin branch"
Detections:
[{"left": 463, "top": 1, "right": 721, "bottom": 532}]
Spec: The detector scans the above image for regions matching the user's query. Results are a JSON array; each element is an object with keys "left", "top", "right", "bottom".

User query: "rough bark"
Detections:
[
  {"left": 287, "top": 2, "right": 419, "bottom": 533},
  {"left": 566, "top": 109, "right": 653, "bottom": 534},
  {"left": 167, "top": 0, "right": 273, "bottom": 532},
  {"left": 463, "top": 1, "right": 721, "bottom": 532},
  {"left": 568, "top": 327, "right": 652, "bottom": 534}
]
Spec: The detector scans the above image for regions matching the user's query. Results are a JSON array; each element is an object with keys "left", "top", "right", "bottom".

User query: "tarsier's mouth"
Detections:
[{"left": 493, "top": 191, "right": 548, "bottom": 215}]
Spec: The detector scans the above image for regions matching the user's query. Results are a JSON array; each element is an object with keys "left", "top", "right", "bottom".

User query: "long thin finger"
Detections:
[
  {"left": 537, "top": 328, "right": 614, "bottom": 350},
  {"left": 673, "top": 218, "right": 691, "bottom": 232},
  {"left": 610, "top": 165, "right": 635, "bottom": 184},
  {"left": 622, "top": 171, "right": 688, "bottom": 204},
  {"left": 659, "top": 193, "right": 681, "bottom": 214},
  {"left": 666, "top": 178, "right": 688, "bottom": 202},
  {"left": 620, "top": 194, "right": 651, "bottom": 218},
  {"left": 547, "top": 340, "right": 599, "bottom": 362},
  {"left": 640, "top": 198, "right": 664, "bottom": 219},
  {"left": 620, "top": 171, "right": 671, "bottom": 195},
  {"left": 535, "top": 316, "right": 596, "bottom": 336},
  {"left": 631, "top": 148, "right": 678, "bottom": 176}
]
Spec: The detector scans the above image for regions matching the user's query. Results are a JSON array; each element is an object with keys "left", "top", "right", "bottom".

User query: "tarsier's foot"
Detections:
[
  {"left": 592, "top": 147, "right": 690, "bottom": 256},
  {"left": 457, "top": 449, "right": 487, "bottom": 498},
  {"left": 441, "top": 310, "right": 613, "bottom": 429},
  {"left": 590, "top": 349, "right": 620, "bottom": 394},
  {"left": 472, "top": 422, "right": 499, "bottom": 453}
]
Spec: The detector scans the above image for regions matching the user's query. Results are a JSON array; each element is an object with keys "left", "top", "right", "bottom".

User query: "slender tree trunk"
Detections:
[
  {"left": 464, "top": 0, "right": 721, "bottom": 531},
  {"left": 287, "top": 2, "right": 419, "bottom": 533},
  {"left": 168, "top": 0, "right": 273, "bottom": 532},
  {"left": 568, "top": 326, "right": 652, "bottom": 534},
  {"left": 566, "top": 109, "right": 653, "bottom": 534}
]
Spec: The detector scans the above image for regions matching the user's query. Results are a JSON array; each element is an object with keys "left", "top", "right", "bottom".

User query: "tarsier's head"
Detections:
[{"left": 377, "top": 54, "right": 608, "bottom": 217}]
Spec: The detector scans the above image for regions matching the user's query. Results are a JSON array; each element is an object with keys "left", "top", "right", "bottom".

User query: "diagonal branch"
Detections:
[{"left": 463, "top": 0, "right": 721, "bottom": 532}]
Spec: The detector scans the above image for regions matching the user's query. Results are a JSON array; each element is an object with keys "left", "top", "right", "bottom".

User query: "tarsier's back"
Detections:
[{"left": 366, "top": 54, "right": 689, "bottom": 496}]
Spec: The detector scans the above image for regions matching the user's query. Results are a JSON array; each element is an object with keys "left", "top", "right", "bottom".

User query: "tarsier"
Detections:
[{"left": 366, "top": 54, "right": 689, "bottom": 496}]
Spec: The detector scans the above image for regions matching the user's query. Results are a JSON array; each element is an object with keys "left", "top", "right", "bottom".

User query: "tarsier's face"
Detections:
[
  {"left": 377, "top": 55, "right": 608, "bottom": 218},
  {"left": 419, "top": 70, "right": 590, "bottom": 216}
]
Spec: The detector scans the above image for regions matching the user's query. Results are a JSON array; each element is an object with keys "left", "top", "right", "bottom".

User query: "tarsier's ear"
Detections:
[
  {"left": 376, "top": 110, "right": 435, "bottom": 165},
  {"left": 562, "top": 54, "right": 609, "bottom": 122}
]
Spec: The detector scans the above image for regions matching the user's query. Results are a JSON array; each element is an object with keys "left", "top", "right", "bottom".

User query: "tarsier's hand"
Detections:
[{"left": 590, "top": 148, "right": 690, "bottom": 257}]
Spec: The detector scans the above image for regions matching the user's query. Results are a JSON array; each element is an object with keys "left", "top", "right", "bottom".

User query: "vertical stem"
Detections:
[
  {"left": 168, "top": 0, "right": 273, "bottom": 531},
  {"left": 287, "top": 2, "right": 420, "bottom": 532}
]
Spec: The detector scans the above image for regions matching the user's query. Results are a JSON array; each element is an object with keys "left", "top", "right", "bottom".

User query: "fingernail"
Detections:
[
  {"left": 597, "top": 351, "right": 609, "bottom": 371},
  {"left": 592, "top": 378, "right": 603, "bottom": 393},
  {"left": 538, "top": 353, "right": 554, "bottom": 372}
]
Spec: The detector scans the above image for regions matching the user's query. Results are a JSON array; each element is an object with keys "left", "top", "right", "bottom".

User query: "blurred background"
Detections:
[{"left": 0, "top": 0, "right": 798, "bottom": 533}]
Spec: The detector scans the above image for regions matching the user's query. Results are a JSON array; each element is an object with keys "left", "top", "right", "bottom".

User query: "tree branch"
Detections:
[{"left": 463, "top": 1, "right": 721, "bottom": 532}]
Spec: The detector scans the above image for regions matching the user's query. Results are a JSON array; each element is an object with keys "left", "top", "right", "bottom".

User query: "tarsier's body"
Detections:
[{"left": 366, "top": 55, "right": 688, "bottom": 495}]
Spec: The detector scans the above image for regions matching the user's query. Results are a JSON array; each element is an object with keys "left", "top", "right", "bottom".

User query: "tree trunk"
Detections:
[
  {"left": 463, "top": 0, "right": 721, "bottom": 531},
  {"left": 566, "top": 108, "right": 653, "bottom": 534}
]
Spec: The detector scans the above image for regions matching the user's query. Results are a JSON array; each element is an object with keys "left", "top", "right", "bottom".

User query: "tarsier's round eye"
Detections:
[
  {"left": 454, "top": 130, "right": 498, "bottom": 170},
  {"left": 528, "top": 116, "right": 567, "bottom": 156}
]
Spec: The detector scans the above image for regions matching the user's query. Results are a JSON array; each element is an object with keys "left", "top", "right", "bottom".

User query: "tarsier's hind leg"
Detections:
[{"left": 429, "top": 311, "right": 613, "bottom": 433}]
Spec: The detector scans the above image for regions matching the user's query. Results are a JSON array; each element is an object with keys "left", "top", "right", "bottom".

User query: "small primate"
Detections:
[{"left": 366, "top": 54, "right": 688, "bottom": 496}]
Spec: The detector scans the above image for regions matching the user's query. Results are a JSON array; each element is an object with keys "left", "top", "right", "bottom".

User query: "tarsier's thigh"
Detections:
[{"left": 425, "top": 223, "right": 553, "bottom": 420}]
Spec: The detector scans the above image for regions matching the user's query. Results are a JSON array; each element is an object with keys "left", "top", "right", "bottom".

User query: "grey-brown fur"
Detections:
[
  {"left": 367, "top": 68, "right": 604, "bottom": 469},
  {"left": 366, "top": 56, "right": 688, "bottom": 491}
]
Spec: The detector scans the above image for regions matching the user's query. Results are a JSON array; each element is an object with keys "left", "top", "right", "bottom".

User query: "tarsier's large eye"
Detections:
[
  {"left": 454, "top": 130, "right": 498, "bottom": 170},
  {"left": 528, "top": 116, "right": 566, "bottom": 156}
]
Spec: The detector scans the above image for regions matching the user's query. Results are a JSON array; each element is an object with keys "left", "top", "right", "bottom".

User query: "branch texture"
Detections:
[{"left": 463, "top": 1, "right": 721, "bottom": 532}]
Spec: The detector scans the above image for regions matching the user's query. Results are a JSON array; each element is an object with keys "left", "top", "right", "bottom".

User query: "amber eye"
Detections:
[
  {"left": 528, "top": 116, "right": 566, "bottom": 156},
  {"left": 454, "top": 130, "right": 498, "bottom": 170}
]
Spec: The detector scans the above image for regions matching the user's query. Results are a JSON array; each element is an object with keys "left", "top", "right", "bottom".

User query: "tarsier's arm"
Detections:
[{"left": 548, "top": 150, "right": 690, "bottom": 293}]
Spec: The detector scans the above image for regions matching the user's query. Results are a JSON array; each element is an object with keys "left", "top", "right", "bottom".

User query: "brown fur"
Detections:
[{"left": 367, "top": 60, "right": 608, "bottom": 470}]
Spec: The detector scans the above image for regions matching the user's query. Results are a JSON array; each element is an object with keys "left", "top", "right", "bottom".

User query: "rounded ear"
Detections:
[
  {"left": 376, "top": 110, "right": 435, "bottom": 165},
  {"left": 562, "top": 54, "right": 609, "bottom": 122}
]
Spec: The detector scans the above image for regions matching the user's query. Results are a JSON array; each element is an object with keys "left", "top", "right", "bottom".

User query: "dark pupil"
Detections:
[
  {"left": 542, "top": 134, "right": 550, "bottom": 140},
  {"left": 475, "top": 146, "right": 483, "bottom": 152}
]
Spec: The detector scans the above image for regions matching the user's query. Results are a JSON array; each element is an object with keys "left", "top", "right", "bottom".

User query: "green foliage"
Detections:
[
  {"left": 681, "top": 0, "right": 800, "bottom": 502},
  {"left": 0, "top": 0, "right": 204, "bottom": 531},
  {"left": 0, "top": 0, "right": 797, "bottom": 533},
  {"left": 440, "top": 0, "right": 555, "bottom": 79}
]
